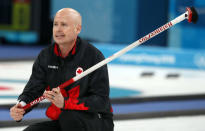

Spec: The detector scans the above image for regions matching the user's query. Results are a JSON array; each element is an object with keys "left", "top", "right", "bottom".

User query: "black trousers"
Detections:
[{"left": 24, "top": 110, "right": 114, "bottom": 131}]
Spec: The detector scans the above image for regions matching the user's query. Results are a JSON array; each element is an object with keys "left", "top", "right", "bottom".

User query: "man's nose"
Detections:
[{"left": 56, "top": 25, "right": 62, "bottom": 32}]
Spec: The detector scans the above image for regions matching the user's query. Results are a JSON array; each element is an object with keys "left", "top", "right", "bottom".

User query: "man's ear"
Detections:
[{"left": 75, "top": 25, "right": 81, "bottom": 34}]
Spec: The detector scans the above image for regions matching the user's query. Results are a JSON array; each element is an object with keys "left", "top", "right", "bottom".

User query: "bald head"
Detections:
[
  {"left": 55, "top": 8, "right": 82, "bottom": 26},
  {"left": 53, "top": 8, "right": 82, "bottom": 46}
]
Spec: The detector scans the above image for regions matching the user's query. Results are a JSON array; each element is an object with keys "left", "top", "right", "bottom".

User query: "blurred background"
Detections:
[{"left": 0, "top": 0, "right": 205, "bottom": 130}]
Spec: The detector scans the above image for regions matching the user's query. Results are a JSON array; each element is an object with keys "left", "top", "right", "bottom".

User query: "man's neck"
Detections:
[{"left": 58, "top": 41, "right": 75, "bottom": 58}]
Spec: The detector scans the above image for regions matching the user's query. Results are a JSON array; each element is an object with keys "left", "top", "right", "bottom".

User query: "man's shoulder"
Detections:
[
  {"left": 42, "top": 44, "right": 54, "bottom": 52},
  {"left": 80, "top": 38, "right": 103, "bottom": 56},
  {"left": 37, "top": 44, "right": 54, "bottom": 58}
]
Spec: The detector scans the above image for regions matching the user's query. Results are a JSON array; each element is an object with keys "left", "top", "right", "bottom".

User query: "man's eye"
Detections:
[
  {"left": 62, "top": 23, "right": 67, "bottom": 26},
  {"left": 54, "top": 23, "right": 58, "bottom": 26}
]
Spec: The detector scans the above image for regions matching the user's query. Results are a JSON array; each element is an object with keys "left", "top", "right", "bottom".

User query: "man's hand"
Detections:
[
  {"left": 10, "top": 103, "right": 25, "bottom": 121},
  {"left": 44, "top": 87, "right": 64, "bottom": 108}
]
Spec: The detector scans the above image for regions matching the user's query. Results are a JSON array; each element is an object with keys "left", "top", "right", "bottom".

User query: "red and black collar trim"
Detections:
[{"left": 54, "top": 40, "right": 77, "bottom": 58}]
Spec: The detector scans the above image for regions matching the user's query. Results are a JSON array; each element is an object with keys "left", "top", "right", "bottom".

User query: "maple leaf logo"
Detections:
[{"left": 76, "top": 67, "right": 83, "bottom": 76}]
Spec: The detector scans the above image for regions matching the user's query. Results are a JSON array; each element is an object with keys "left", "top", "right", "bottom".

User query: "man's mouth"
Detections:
[{"left": 55, "top": 34, "right": 65, "bottom": 38}]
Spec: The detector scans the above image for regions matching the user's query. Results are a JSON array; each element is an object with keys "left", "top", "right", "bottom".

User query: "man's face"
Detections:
[{"left": 53, "top": 12, "right": 78, "bottom": 45}]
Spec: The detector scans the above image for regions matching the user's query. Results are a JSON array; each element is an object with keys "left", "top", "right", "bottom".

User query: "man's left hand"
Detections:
[{"left": 44, "top": 87, "right": 64, "bottom": 108}]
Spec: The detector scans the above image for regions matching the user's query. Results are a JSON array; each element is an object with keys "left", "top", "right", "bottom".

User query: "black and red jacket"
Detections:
[{"left": 18, "top": 37, "right": 113, "bottom": 119}]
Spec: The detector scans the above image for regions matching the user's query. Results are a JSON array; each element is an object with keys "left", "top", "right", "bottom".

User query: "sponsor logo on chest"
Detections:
[{"left": 48, "top": 65, "right": 59, "bottom": 69}]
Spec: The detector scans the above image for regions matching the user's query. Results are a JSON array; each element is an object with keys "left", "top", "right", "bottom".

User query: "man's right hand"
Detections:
[{"left": 10, "top": 103, "right": 25, "bottom": 121}]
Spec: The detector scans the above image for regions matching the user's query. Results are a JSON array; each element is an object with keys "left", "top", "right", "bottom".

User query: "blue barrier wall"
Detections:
[
  {"left": 94, "top": 43, "right": 205, "bottom": 70},
  {"left": 1, "top": 42, "right": 205, "bottom": 70}
]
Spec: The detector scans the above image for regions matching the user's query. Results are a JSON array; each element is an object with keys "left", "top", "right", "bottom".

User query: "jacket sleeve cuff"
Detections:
[{"left": 16, "top": 100, "right": 26, "bottom": 107}]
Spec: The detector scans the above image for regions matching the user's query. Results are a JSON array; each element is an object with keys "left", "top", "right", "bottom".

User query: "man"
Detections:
[{"left": 10, "top": 8, "right": 114, "bottom": 131}]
